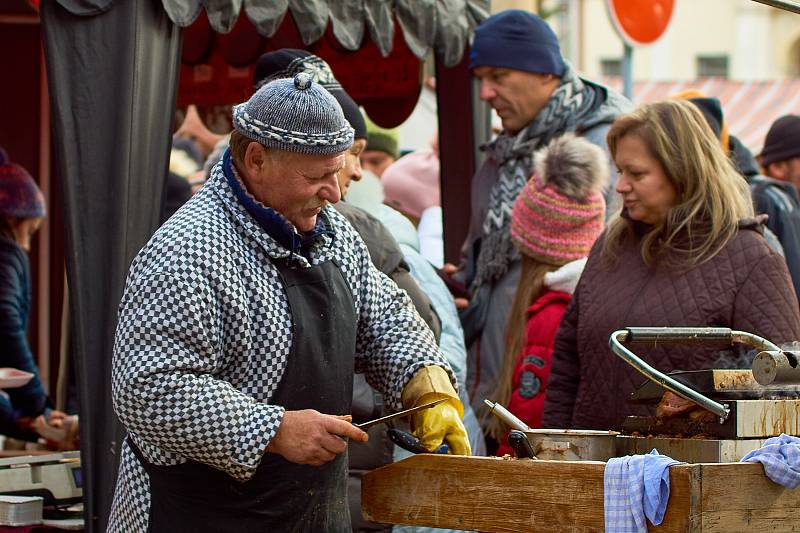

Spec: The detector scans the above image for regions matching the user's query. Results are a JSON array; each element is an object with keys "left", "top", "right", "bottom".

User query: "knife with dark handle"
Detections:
[{"left": 352, "top": 398, "right": 447, "bottom": 430}]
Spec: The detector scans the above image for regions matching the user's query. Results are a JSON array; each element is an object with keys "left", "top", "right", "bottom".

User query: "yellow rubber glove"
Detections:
[{"left": 401, "top": 366, "right": 472, "bottom": 456}]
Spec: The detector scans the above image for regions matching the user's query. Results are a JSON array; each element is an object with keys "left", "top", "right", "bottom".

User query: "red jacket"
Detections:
[{"left": 496, "top": 289, "right": 571, "bottom": 456}]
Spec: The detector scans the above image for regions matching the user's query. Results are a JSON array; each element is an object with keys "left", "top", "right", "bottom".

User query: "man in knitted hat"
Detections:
[
  {"left": 450, "top": 9, "right": 631, "bottom": 427},
  {"left": 760, "top": 115, "right": 800, "bottom": 192},
  {"left": 109, "top": 73, "right": 469, "bottom": 532},
  {"left": 250, "top": 49, "right": 463, "bottom": 533}
]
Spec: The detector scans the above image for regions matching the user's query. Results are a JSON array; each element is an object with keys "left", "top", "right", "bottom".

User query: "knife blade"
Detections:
[{"left": 353, "top": 398, "right": 447, "bottom": 430}]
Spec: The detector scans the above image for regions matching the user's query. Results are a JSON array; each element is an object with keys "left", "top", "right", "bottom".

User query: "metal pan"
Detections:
[{"left": 522, "top": 429, "right": 619, "bottom": 461}]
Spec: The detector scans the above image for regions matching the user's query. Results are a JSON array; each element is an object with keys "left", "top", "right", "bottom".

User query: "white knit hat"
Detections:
[{"left": 232, "top": 72, "right": 354, "bottom": 155}]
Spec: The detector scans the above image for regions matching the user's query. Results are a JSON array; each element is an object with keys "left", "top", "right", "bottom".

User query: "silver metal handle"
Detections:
[
  {"left": 484, "top": 399, "right": 530, "bottom": 431},
  {"left": 623, "top": 327, "right": 780, "bottom": 352},
  {"left": 609, "top": 330, "right": 730, "bottom": 422}
]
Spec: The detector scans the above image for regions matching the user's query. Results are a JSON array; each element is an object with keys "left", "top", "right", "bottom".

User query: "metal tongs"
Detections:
[{"left": 609, "top": 327, "right": 781, "bottom": 423}]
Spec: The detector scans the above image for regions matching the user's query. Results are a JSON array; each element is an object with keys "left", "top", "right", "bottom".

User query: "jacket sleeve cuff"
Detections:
[{"left": 401, "top": 365, "right": 463, "bottom": 418}]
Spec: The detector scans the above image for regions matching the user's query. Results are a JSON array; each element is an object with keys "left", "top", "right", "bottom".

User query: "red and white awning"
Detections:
[{"left": 602, "top": 77, "right": 800, "bottom": 155}]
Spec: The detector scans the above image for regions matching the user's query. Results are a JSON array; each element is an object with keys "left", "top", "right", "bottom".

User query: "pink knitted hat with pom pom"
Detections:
[
  {"left": 510, "top": 134, "right": 606, "bottom": 266},
  {"left": 0, "top": 148, "right": 46, "bottom": 220}
]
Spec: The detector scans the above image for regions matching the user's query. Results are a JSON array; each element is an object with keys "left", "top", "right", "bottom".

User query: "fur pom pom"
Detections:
[{"left": 532, "top": 133, "right": 609, "bottom": 201}]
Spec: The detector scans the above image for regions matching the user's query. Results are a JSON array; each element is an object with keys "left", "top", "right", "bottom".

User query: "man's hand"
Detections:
[
  {"left": 266, "top": 410, "right": 368, "bottom": 466},
  {"left": 441, "top": 263, "right": 459, "bottom": 275},
  {"left": 438, "top": 263, "right": 470, "bottom": 308}
]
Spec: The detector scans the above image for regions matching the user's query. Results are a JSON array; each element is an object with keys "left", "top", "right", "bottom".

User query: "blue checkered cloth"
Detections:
[
  {"left": 604, "top": 449, "right": 681, "bottom": 532},
  {"left": 742, "top": 434, "right": 800, "bottom": 489}
]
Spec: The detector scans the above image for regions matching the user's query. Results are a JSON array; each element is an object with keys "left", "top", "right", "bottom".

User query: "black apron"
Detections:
[{"left": 129, "top": 258, "right": 357, "bottom": 532}]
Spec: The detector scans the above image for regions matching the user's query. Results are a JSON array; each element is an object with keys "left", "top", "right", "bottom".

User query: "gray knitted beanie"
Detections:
[{"left": 232, "top": 72, "right": 354, "bottom": 155}]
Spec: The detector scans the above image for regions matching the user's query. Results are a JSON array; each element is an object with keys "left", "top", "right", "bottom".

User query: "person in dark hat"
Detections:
[
  {"left": 760, "top": 115, "right": 800, "bottom": 192},
  {"left": 673, "top": 93, "right": 800, "bottom": 305},
  {"left": 109, "top": 73, "right": 470, "bottom": 532},
  {"left": 0, "top": 148, "right": 78, "bottom": 449},
  {"left": 361, "top": 116, "right": 399, "bottom": 178},
  {"left": 450, "top": 9, "right": 631, "bottom": 436}
]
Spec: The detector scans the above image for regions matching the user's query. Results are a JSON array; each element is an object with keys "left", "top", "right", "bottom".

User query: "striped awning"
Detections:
[{"left": 602, "top": 78, "right": 800, "bottom": 155}]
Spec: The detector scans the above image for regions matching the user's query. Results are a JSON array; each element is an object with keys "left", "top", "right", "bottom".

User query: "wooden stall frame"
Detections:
[{"left": 363, "top": 455, "right": 799, "bottom": 532}]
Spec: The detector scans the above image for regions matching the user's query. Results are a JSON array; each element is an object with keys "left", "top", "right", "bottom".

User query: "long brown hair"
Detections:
[
  {"left": 602, "top": 100, "right": 753, "bottom": 269},
  {"left": 486, "top": 256, "right": 559, "bottom": 441}
]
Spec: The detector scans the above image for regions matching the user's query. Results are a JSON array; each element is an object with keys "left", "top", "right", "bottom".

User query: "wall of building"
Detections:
[{"left": 494, "top": 0, "right": 799, "bottom": 81}]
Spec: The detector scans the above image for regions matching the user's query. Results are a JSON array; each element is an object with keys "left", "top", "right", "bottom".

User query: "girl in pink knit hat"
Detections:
[{"left": 490, "top": 133, "right": 607, "bottom": 455}]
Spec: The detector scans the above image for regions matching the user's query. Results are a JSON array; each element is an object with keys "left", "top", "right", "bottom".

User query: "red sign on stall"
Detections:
[{"left": 607, "top": 0, "right": 675, "bottom": 46}]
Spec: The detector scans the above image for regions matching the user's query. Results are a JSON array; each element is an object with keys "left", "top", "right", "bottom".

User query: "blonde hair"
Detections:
[
  {"left": 602, "top": 100, "right": 753, "bottom": 268},
  {"left": 486, "top": 257, "right": 558, "bottom": 441}
]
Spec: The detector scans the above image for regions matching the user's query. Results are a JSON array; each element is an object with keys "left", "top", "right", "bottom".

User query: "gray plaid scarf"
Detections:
[{"left": 472, "top": 66, "right": 612, "bottom": 291}]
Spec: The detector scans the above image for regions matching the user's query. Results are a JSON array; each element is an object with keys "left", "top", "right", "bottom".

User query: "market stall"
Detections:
[
  {"left": 364, "top": 327, "right": 800, "bottom": 531},
  {"left": 36, "top": 1, "right": 488, "bottom": 530}
]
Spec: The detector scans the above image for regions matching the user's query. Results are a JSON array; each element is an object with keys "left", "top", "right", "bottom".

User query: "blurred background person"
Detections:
[
  {"left": 162, "top": 138, "right": 199, "bottom": 223},
  {"left": 360, "top": 117, "right": 399, "bottom": 178},
  {"left": 490, "top": 134, "right": 607, "bottom": 454},
  {"left": 543, "top": 101, "right": 800, "bottom": 431},
  {"left": 381, "top": 148, "right": 443, "bottom": 268},
  {"left": 672, "top": 92, "right": 800, "bottom": 304},
  {"left": 0, "top": 147, "right": 78, "bottom": 450},
  {"left": 760, "top": 115, "right": 800, "bottom": 193}
]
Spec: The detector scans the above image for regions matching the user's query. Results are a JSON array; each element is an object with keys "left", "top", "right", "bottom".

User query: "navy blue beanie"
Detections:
[{"left": 470, "top": 9, "right": 566, "bottom": 77}]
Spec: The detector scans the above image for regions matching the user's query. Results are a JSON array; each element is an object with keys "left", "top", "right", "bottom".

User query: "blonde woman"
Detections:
[
  {"left": 488, "top": 134, "right": 607, "bottom": 455},
  {"left": 542, "top": 100, "right": 800, "bottom": 431}
]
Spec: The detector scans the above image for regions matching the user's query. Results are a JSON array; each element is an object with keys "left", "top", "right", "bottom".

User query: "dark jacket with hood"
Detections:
[
  {"left": 542, "top": 220, "right": 800, "bottom": 431},
  {"left": 0, "top": 236, "right": 49, "bottom": 427},
  {"left": 731, "top": 135, "right": 800, "bottom": 306}
]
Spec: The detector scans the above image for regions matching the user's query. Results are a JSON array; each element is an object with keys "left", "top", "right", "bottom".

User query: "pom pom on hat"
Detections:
[
  {"left": 0, "top": 147, "right": 46, "bottom": 220},
  {"left": 511, "top": 134, "right": 606, "bottom": 265}
]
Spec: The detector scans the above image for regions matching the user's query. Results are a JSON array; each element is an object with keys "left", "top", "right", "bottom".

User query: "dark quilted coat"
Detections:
[{"left": 542, "top": 222, "right": 800, "bottom": 430}]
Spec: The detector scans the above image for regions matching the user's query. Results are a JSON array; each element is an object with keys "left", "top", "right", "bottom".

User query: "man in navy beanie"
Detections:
[{"left": 451, "top": 9, "right": 631, "bottom": 437}]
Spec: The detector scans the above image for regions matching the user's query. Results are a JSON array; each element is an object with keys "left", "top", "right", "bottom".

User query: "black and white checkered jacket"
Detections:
[{"left": 108, "top": 163, "right": 451, "bottom": 531}]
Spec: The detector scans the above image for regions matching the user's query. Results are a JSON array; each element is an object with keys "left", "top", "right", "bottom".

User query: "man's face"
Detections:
[
  {"left": 473, "top": 66, "right": 557, "bottom": 133},
  {"left": 11, "top": 217, "right": 43, "bottom": 252},
  {"left": 338, "top": 139, "right": 367, "bottom": 198},
  {"left": 766, "top": 157, "right": 800, "bottom": 190},
  {"left": 360, "top": 150, "right": 395, "bottom": 178},
  {"left": 251, "top": 148, "right": 346, "bottom": 232}
]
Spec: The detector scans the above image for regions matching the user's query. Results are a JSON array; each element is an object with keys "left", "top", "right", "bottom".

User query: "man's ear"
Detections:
[
  {"left": 767, "top": 161, "right": 787, "bottom": 180},
  {"left": 243, "top": 142, "right": 266, "bottom": 175}
]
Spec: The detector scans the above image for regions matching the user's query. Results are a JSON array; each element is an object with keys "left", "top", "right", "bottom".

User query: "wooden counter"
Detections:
[{"left": 362, "top": 455, "right": 800, "bottom": 532}]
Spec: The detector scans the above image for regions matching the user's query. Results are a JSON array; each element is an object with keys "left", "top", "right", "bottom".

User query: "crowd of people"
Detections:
[{"left": 2, "top": 6, "right": 800, "bottom": 533}]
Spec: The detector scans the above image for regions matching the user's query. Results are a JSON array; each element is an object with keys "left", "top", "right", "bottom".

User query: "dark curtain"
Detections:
[{"left": 40, "top": 0, "right": 181, "bottom": 529}]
